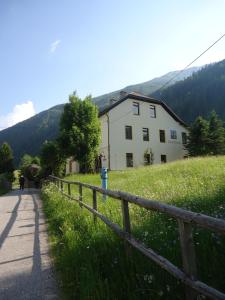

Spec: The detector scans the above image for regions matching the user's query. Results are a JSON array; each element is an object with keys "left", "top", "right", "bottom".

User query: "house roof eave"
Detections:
[{"left": 98, "top": 92, "right": 188, "bottom": 128}]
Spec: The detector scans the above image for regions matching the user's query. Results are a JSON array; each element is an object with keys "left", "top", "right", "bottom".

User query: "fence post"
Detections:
[
  {"left": 68, "top": 183, "right": 71, "bottom": 196},
  {"left": 121, "top": 200, "right": 131, "bottom": 235},
  {"left": 79, "top": 184, "right": 83, "bottom": 208},
  {"left": 60, "top": 180, "right": 63, "bottom": 192},
  {"left": 93, "top": 189, "right": 97, "bottom": 223},
  {"left": 178, "top": 220, "right": 198, "bottom": 300},
  {"left": 121, "top": 199, "right": 131, "bottom": 256}
]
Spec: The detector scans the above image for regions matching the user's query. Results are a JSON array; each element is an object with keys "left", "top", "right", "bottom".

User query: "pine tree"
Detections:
[
  {"left": 208, "top": 111, "right": 225, "bottom": 155},
  {"left": 0, "top": 142, "right": 14, "bottom": 174},
  {"left": 186, "top": 116, "right": 210, "bottom": 156},
  {"left": 0, "top": 142, "right": 14, "bottom": 183}
]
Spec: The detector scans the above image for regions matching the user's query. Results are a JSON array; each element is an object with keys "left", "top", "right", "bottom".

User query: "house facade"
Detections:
[
  {"left": 66, "top": 92, "right": 188, "bottom": 173},
  {"left": 99, "top": 92, "right": 188, "bottom": 170}
]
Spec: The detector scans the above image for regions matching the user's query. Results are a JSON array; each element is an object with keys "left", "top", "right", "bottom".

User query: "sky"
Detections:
[{"left": 0, "top": 0, "right": 225, "bottom": 130}]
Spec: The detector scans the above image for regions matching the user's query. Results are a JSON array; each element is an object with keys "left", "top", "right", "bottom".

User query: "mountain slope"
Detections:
[
  {"left": 152, "top": 59, "right": 225, "bottom": 123},
  {"left": 93, "top": 66, "right": 201, "bottom": 109},
  {"left": 0, "top": 67, "right": 200, "bottom": 165},
  {"left": 0, "top": 105, "right": 64, "bottom": 165}
]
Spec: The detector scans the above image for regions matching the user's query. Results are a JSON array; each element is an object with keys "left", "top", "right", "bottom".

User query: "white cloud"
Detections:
[
  {"left": 0, "top": 101, "right": 36, "bottom": 131},
  {"left": 50, "top": 39, "right": 61, "bottom": 53}
]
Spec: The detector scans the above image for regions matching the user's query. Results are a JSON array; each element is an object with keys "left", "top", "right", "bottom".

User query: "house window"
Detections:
[
  {"left": 150, "top": 105, "right": 156, "bottom": 118},
  {"left": 125, "top": 125, "right": 132, "bottom": 140},
  {"left": 159, "top": 130, "right": 165, "bottom": 143},
  {"left": 170, "top": 130, "right": 177, "bottom": 140},
  {"left": 143, "top": 128, "right": 149, "bottom": 141},
  {"left": 161, "top": 155, "right": 167, "bottom": 163},
  {"left": 133, "top": 102, "right": 140, "bottom": 115},
  {"left": 182, "top": 132, "right": 187, "bottom": 144},
  {"left": 126, "top": 153, "right": 133, "bottom": 167},
  {"left": 144, "top": 153, "right": 150, "bottom": 165}
]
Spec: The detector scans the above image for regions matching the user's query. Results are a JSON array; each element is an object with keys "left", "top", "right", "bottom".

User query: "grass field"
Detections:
[{"left": 42, "top": 156, "right": 225, "bottom": 299}]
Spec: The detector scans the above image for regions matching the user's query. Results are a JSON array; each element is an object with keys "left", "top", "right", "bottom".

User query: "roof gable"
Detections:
[{"left": 99, "top": 92, "right": 187, "bottom": 127}]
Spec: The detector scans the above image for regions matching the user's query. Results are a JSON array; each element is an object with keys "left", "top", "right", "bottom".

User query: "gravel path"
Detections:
[{"left": 0, "top": 189, "right": 58, "bottom": 300}]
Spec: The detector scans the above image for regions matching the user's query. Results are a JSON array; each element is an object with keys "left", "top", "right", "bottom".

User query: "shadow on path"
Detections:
[
  {"left": 0, "top": 189, "right": 58, "bottom": 299},
  {"left": 0, "top": 194, "right": 22, "bottom": 249}
]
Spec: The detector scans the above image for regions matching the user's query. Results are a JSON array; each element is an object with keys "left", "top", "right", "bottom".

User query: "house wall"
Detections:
[
  {"left": 99, "top": 114, "right": 109, "bottom": 168},
  {"left": 100, "top": 97, "right": 188, "bottom": 170},
  {"left": 65, "top": 158, "right": 79, "bottom": 174}
]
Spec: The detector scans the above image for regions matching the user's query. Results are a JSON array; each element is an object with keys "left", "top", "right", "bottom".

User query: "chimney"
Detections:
[
  {"left": 119, "top": 91, "right": 128, "bottom": 99},
  {"left": 110, "top": 98, "right": 117, "bottom": 105}
]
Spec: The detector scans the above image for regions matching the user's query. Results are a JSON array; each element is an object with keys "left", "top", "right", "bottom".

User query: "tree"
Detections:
[
  {"left": 19, "top": 154, "right": 41, "bottom": 180},
  {"left": 186, "top": 116, "right": 210, "bottom": 156},
  {"left": 40, "top": 141, "right": 65, "bottom": 177},
  {"left": 19, "top": 154, "right": 33, "bottom": 175},
  {"left": 58, "top": 93, "right": 101, "bottom": 173},
  {"left": 0, "top": 142, "right": 14, "bottom": 183},
  {"left": 208, "top": 111, "right": 225, "bottom": 155},
  {"left": 0, "top": 142, "right": 14, "bottom": 174}
]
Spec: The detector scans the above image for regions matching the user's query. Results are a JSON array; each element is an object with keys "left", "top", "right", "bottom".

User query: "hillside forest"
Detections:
[{"left": 0, "top": 59, "right": 225, "bottom": 165}]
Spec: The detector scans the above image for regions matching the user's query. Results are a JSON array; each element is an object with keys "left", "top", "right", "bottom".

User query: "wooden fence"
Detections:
[{"left": 49, "top": 175, "right": 225, "bottom": 300}]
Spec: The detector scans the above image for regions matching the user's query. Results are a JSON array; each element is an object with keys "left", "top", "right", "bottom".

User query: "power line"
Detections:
[
  {"left": 154, "top": 32, "right": 225, "bottom": 95},
  {"left": 103, "top": 33, "right": 225, "bottom": 125}
]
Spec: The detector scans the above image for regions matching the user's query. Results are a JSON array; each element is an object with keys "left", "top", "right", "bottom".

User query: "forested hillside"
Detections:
[
  {"left": 93, "top": 66, "right": 200, "bottom": 109},
  {"left": 0, "top": 105, "right": 63, "bottom": 165},
  {"left": 1, "top": 60, "right": 225, "bottom": 165},
  {"left": 0, "top": 67, "right": 200, "bottom": 165},
  {"left": 152, "top": 59, "right": 225, "bottom": 123}
]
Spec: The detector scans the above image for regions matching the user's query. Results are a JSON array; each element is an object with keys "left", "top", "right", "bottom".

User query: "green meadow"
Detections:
[{"left": 42, "top": 156, "right": 225, "bottom": 299}]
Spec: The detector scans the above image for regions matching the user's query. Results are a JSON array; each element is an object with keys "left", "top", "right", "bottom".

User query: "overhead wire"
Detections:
[
  {"left": 154, "top": 32, "right": 225, "bottom": 95},
  {"left": 102, "top": 33, "right": 225, "bottom": 125}
]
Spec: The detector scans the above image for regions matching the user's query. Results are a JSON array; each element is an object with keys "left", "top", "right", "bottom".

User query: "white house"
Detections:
[
  {"left": 66, "top": 91, "right": 188, "bottom": 173},
  {"left": 99, "top": 91, "right": 188, "bottom": 170}
]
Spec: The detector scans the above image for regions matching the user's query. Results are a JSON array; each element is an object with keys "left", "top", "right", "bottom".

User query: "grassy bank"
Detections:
[{"left": 42, "top": 156, "right": 225, "bottom": 299}]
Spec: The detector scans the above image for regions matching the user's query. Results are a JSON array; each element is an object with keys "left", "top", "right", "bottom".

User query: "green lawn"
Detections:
[{"left": 42, "top": 156, "right": 225, "bottom": 299}]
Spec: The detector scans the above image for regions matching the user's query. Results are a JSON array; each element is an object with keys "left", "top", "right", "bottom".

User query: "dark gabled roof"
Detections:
[{"left": 99, "top": 92, "right": 187, "bottom": 127}]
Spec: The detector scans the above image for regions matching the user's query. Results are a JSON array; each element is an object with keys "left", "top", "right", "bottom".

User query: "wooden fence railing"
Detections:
[{"left": 49, "top": 175, "right": 225, "bottom": 300}]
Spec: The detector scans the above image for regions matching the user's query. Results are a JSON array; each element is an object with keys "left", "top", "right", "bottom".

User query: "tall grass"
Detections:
[{"left": 42, "top": 156, "right": 225, "bottom": 299}]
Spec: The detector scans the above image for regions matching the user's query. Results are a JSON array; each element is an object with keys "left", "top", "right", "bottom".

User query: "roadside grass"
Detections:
[
  {"left": 13, "top": 170, "right": 20, "bottom": 189},
  {"left": 42, "top": 156, "right": 225, "bottom": 299}
]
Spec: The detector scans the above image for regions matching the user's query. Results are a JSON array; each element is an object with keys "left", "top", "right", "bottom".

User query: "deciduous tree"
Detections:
[
  {"left": 58, "top": 93, "right": 101, "bottom": 173},
  {"left": 40, "top": 141, "right": 65, "bottom": 177}
]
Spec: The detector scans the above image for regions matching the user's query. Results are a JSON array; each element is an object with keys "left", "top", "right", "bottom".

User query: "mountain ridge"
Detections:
[
  {"left": 92, "top": 66, "right": 201, "bottom": 109},
  {"left": 1, "top": 64, "right": 219, "bottom": 165}
]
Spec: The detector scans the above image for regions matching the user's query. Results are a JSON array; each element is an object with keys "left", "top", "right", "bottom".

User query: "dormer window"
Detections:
[
  {"left": 150, "top": 105, "right": 156, "bottom": 118},
  {"left": 133, "top": 102, "right": 140, "bottom": 115}
]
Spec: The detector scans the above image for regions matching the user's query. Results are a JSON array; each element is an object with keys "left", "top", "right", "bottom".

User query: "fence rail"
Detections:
[{"left": 49, "top": 175, "right": 225, "bottom": 300}]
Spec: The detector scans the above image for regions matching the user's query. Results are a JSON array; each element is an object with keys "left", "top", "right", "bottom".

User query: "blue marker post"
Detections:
[{"left": 101, "top": 167, "right": 108, "bottom": 200}]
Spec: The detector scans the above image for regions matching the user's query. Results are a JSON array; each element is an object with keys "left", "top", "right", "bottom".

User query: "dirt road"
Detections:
[{"left": 0, "top": 189, "right": 58, "bottom": 299}]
